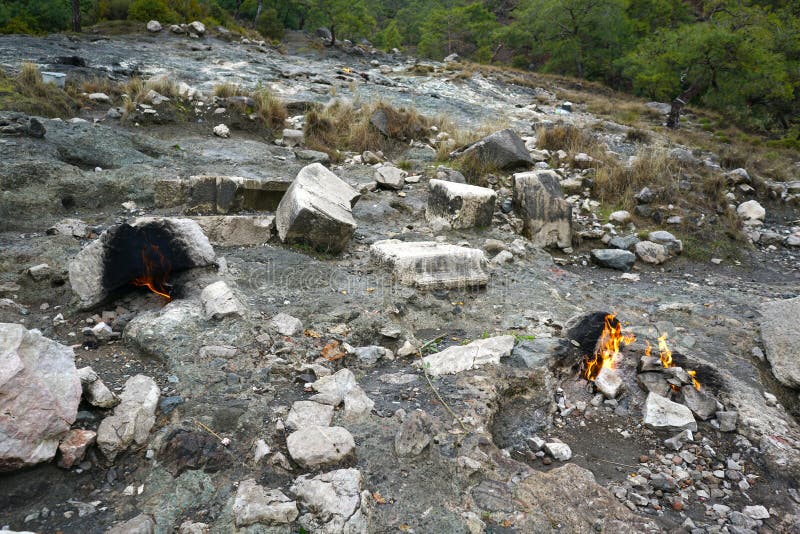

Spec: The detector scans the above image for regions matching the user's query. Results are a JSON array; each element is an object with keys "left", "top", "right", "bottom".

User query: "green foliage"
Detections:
[
  {"left": 306, "top": 0, "right": 375, "bottom": 45},
  {"left": 418, "top": 3, "right": 499, "bottom": 61},
  {"left": 256, "top": 8, "right": 284, "bottom": 40},
  {"left": 375, "top": 18, "right": 401, "bottom": 51},
  {"left": 127, "top": 0, "right": 178, "bottom": 22}
]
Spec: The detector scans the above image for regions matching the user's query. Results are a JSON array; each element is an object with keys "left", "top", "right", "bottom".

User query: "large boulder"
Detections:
[
  {"left": 418, "top": 335, "right": 515, "bottom": 376},
  {"left": 426, "top": 179, "right": 496, "bottom": 229},
  {"left": 759, "top": 296, "right": 800, "bottom": 388},
  {"left": 275, "top": 163, "right": 360, "bottom": 254},
  {"left": 0, "top": 324, "right": 81, "bottom": 471},
  {"left": 68, "top": 218, "right": 215, "bottom": 309},
  {"left": 370, "top": 239, "right": 488, "bottom": 289},
  {"left": 512, "top": 170, "right": 572, "bottom": 248},
  {"left": 635, "top": 240, "right": 669, "bottom": 265},
  {"left": 451, "top": 128, "right": 533, "bottom": 169},
  {"left": 96, "top": 375, "right": 160, "bottom": 460}
]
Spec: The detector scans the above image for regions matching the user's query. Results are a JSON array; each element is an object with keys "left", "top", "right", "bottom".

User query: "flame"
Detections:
[
  {"left": 655, "top": 334, "right": 701, "bottom": 391},
  {"left": 644, "top": 340, "right": 652, "bottom": 357},
  {"left": 131, "top": 243, "right": 172, "bottom": 302},
  {"left": 582, "top": 314, "right": 635, "bottom": 381}
]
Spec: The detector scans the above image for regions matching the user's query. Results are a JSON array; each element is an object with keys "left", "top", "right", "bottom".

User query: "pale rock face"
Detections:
[
  {"left": 759, "top": 296, "right": 800, "bottom": 388},
  {"left": 642, "top": 392, "right": 697, "bottom": 432},
  {"left": 96, "top": 375, "right": 160, "bottom": 460},
  {"left": 286, "top": 425, "right": 356, "bottom": 469},
  {"left": 200, "top": 280, "right": 244, "bottom": 320},
  {"left": 270, "top": 312, "right": 303, "bottom": 336},
  {"left": 290, "top": 468, "right": 364, "bottom": 527},
  {"left": 635, "top": 240, "right": 669, "bottom": 264},
  {"left": 0, "top": 324, "right": 82, "bottom": 471},
  {"left": 419, "top": 335, "right": 515, "bottom": 376},
  {"left": 285, "top": 401, "right": 335, "bottom": 431},
  {"left": 512, "top": 170, "right": 572, "bottom": 249}
]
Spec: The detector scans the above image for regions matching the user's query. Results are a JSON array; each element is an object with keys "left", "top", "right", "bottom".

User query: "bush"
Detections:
[
  {"left": 103, "top": 0, "right": 132, "bottom": 20},
  {"left": 128, "top": 0, "right": 177, "bottom": 23},
  {"left": 255, "top": 8, "right": 283, "bottom": 40}
]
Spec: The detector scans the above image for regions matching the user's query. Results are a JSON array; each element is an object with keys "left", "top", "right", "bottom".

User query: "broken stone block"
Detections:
[
  {"left": 374, "top": 164, "right": 407, "bottom": 190},
  {"left": 590, "top": 249, "right": 635, "bottom": 272},
  {"left": 154, "top": 177, "right": 188, "bottom": 208},
  {"left": 77, "top": 366, "right": 119, "bottom": 408},
  {"left": 759, "top": 296, "right": 800, "bottom": 388},
  {"left": 0, "top": 324, "right": 81, "bottom": 471},
  {"left": 512, "top": 170, "right": 572, "bottom": 248},
  {"left": 286, "top": 425, "right": 355, "bottom": 469},
  {"left": 285, "top": 401, "right": 334, "bottom": 431},
  {"left": 544, "top": 442, "right": 572, "bottom": 461},
  {"left": 370, "top": 239, "right": 488, "bottom": 289},
  {"left": 681, "top": 386, "right": 717, "bottom": 420},
  {"left": 190, "top": 215, "right": 274, "bottom": 246},
  {"left": 275, "top": 163, "right": 360, "bottom": 254},
  {"left": 594, "top": 366, "right": 623, "bottom": 398},
  {"left": 716, "top": 411, "right": 738, "bottom": 432},
  {"left": 200, "top": 281, "right": 244, "bottom": 320},
  {"left": 451, "top": 128, "right": 533, "bottom": 169},
  {"left": 642, "top": 392, "right": 697, "bottom": 432},
  {"left": 635, "top": 240, "right": 669, "bottom": 264},
  {"left": 47, "top": 218, "right": 88, "bottom": 238},
  {"left": 233, "top": 479, "right": 298, "bottom": 527},
  {"left": 637, "top": 372, "right": 671, "bottom": 397},
  {"left": 418, "top": 335, "right": 515, "bottom": 376},
  {"left": 96, "top": 375, "right": 160, "bottom": 461},
  {"left": 426, "top": 179, "right": 496, "bottom": 229},
  {"left": 308, "top": 368, "right": 358, "bottom": 406},
  {"left": 68, "top": 217, "right": 215, "bottom": 309},
  {"left": 57, "top": 429, "right": 96, "bottom": 468},
  {"left": 282, "top": 128, "right": 304, "bottom": 147},
  {"left": 290, "top": 468, "right": 365, "bottom": 531}
]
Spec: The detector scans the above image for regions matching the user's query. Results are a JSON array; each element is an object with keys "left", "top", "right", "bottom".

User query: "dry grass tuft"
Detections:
[
  {"left": 144, "top": 76, "right": 179, "bottom": 99},
  {"left": 252, "top": 87, "right": 287, "bottom": 130},
  {"left": 0, "top": 62, "right": 76, "bottom": 117},
  {"left": 593, "top": 148, "right": 679, "bottom": 207},
  {"left": 213, "top": 82, "right": 247, "bottom": 98}
]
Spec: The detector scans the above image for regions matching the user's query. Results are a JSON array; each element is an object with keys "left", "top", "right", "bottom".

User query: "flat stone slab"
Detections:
[
  {"left": 760, "top": 296, "right": 800, "bottom": 388},
  {"left": 642, "top": 392, "right": 697, "bottom": 432},
  {"left": 191, "top": 215, "right": 274, "bottom": 246},
  {"left": 155, "top": 175, "right": 292, "bottom": 213},
  {"left": 426, "top": 179, "right": 496, "bottom": 229},
  {"left": 419, "top": 335, "right": 515, "bottom": 376},
  {"left": 370, "top": 239, "right": 488, "bottom": 289}
]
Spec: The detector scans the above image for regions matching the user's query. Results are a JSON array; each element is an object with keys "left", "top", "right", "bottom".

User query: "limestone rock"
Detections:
[
  {"left": 68, "top": 218, "right": 215, "bottom": 309},
  {"left": 270, "top": 312, "right": 303, "bottom": 336},
  {"left": 282, "top": 128, "right": 304, "bottom": 147},
  {"left": 419, "top": 335, "right": 514, "bottom": 376},
  {"left": 96, "top": 375, "right": 160, "bottom": 460},
  {"left": 759, "top": 296, "right": 800, "bottom": 388},
  {"left": 681, "top": 386, "right": 717, "bottom": 420},
  {"left": 78, "top": 366, "right": 119, "bottom": 408},
  {"left": 233, "top": 479, "right": 298, "bottom": 527},
  {"left": 635, "top": 240, "right": 669, "bottom": 264},
  {"left": 544, "top": 442, "right": 572, "bottom": 461},
  {"left": 594, "top": 366, "right": 623, "bottom": 398},
  {"left": 642, "top": 392, "right": 697, "bottom": 432},
  {"left": 343, "top": 387, "right": 374, "bottom": 421},
  {"left": 736, "top": 200, "right": 765, "bottom": 225},
  {"left": 0, "top": 324, "right": 81, "bottom": 471},
  {"left": 146, "top": 20, "right": 162, "bottom": 32},
  {"left": 213, "top": 124, "right": 230, "bottom": 138},
  {"left": 191, "top": 215, "right": 273, "bottom": 246},
  {"left": 290, "top": 468, "right": 365, "bottom": 531},
  {"left": 57, "top": 429, "right": 96, "bottom": 469},
  {"left": 451, "top": 128, "right": 533, "bottom": 169},
  {"left": 308, "top": 368, "right": 357, "bottom": 405},
  {"left": 106, "top": 514, "right": 156, "bottom": 534},
  {"left": 512, "top": 170, "right": 572, "bottom": 248},
  {"left": 426, "top": 179, "right": 496, "bottom": 229},
  {"left": 395, "top": 410, "right": 431, "bottom": 457},
  {"left": 374, "top": 165, "right": 406, "bottom": 190},
  {"left": 188, "top": 21, "right": 205, "bottom": 35},
  {"left": 434, "top": 165, "right": 467, "bottom": 184},
  {"left": 200, "top": 281, "right": 244, "bottom": 320},
  {"left": 286, "top": 426, "right": 356, "bottom": 469},
  {"left": 47, "top": 218, "right": 88, "bottom": 238},
  {"left": 609, "top": 210, "right": 630, "bottom": 224},
  {"left": 648, "top": 230, "right": 682, "bottom": 254},
  {"left": 370, "top": 239, "right": 488, "bottom": 289},
  {"left": 286, "top": 401, "right": 335, "bottom": 431},
  {"left": 590, "top": 249, "right": 635, "bottom": 272},
  {"left": 275, "top": 163, "right": 360, "bottom": 254}
]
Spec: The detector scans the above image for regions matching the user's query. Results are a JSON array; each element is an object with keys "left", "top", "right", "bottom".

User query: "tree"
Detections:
[
  {"left": 375, "top": 19, "right": 402, "bottom": 51},
  {"left": 71, "top": 0, "right": 81, "bottom": 32},
  {"left": 418, "top": 3, "right": 499, "bottom": 60},
  {"left": 307, "top": 0, "right": 374, "bottom": 46}
]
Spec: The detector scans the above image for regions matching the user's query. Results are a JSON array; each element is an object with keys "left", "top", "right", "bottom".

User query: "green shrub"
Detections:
[
  {"left": 128, "top": 0, "right": 177, "bottom": 23},
  {"left": 255, "top": 8, "right": 283, "bottom": 40}
]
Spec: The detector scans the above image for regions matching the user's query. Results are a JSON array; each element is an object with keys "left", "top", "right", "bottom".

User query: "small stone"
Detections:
[
  {"left": 285, "top": 426, "right": 355, "bottom": 469},
  {"left": 544, "top": 442, "right": 572, "bottom": 461},
  {"left": 213, "top": 124, "right": 231, "bottom": 138},
  {"left": 742, "top": 505, "right": 769, "bottom": 520},
  {"left": 270, "top": 313, "right": 303, "bottom": 336},
  {"left": 594, "top": 366, "right": 623, "bottom": 398}
]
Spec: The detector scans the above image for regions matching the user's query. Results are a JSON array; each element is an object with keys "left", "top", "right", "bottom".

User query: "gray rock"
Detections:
[
  {"left": 590, "top": 249, "right": 635, "bottom": 271},
  {"left": 96, "top": 375, "right": 159, "bottom": 461},
  {"left": 634, "top": 241, "right": 669, "bottom": 264},
  {"left": 395, "top": 410, "right": 431, "bottom": 457},
  {"left": 374, "top": 165, "right": 406, "bottom": 190},
  {"left": 648, "top": 230, "right": 682, "bottom": 254},
  {"left": 77, "top": 366, "right": 119, "bottom": 408},
  {"left": 270, "top": 312, "right": 303, "bottom": 336},
  {"left": 544, "top": 442, "right": 572, "bottom": 461},
  {"left": 47, "top": 218, "right": 88, "bottom": 238},
  {"left": 233, "top": 479, "right": 298, "bottom": 527},
  {"left": 426, "top": 179, "right": 496, "bottom": 229},
  {"left": 106, "top": 514, "right": 156, "bottom": 534},
  {"left": 200, "top": 281, "right": 244, "bottom": 320},
  {"left": 681, "top": 386, "right": 717, "bottom": 420},
  {"left": 512, "top": 170, "right": 572, "bottom": 248},
  {"left": 742, "top": 505, "right": 769, "bottom": 520},
  {"left": 650, "top": 473, "right": 677, "bottom": 492},
  {"left": 0, "top": 325, "right": 81, "bottom": 471},
  {"left": 68, "top": 218, "right": 215, "bottom": 309},
  {"left": 736, "top": 200, "right": 765, "bottom": 225},
  {"left": 635, "top": 187, "right": 654, "bottom": 204},
  {"left": 642, "top": 392, "right": 697, "bottom": 432},
  {"left": 594, "top": 366, "right": 623, "bottom": 398},
  {"left": 295, "top": 149, "right": 330, "bottom": 164},
  {"left": 419, "top": 335, "right": 514, "bottom": 376},
  {"left": 286, "top": 426, "right": 355, "bottom": 469},
  {"left": 759, "top": 296, "right": 800, "bottom": 388},
  {"left": 637, "top": 372, "right": 671, "bottom": 397},
  {"left": 434, "top": 165, "right": 466, "bottom": 184},
  {"left": 510, "top": 338, "right": 571, "bottom": 369},
  {"left": 343, "top": 386, "right": 374, "bottom": 421},
  {"left": 190, "top": 215, "right": 273, "bottom": 246},
  {"left": 309, "top": 369, "right": 357, "bottom": 405},
  {"left": 275, "top": 163, "right": 360, "bottom": 254},
  {"left": 282, "top": 128, "right": 304, "bottom": 147},
  {"left": 286, "top": 401, "right": 334, "bottom": 432},
  {"left": 451, "top": 128, "right": 533, "bottom": 169},
  {"left": 608, "top": 235, "right": 639, "bottom": 251},
  {"left": 146, "top": 20, "right": 162, "bottom": 32},
  {"left": 664, "top": 429, "right": 693, "bottom": 451},
  {"left": 716, "top": 411, "right": 738, "bottom": 432},
  {"left": 188, "top": 20, "right": 205, "bottom": 35},
  {"left": 370, "top": 239, "right": 488, "bottom": 289},
  {"left": 290, "top": 468, "right": 365, "bottom": 531},
  {"left": 350, "top": 345, "right": 393, "bottom": 366}
]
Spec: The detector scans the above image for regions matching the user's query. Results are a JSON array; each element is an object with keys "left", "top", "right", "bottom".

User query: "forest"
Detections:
[{"left": 1, "top": 0, "right": 799, "bottom": 141}]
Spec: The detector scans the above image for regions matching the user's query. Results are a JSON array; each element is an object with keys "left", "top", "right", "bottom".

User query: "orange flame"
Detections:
[
  {"left": 583, "top": 314, "right": 635, "bottom": 381},
  {"left": 131, "top": 243, "right": 172, "bottom": 302},
  {"left": 655, "top": 334, "right": 701, "bottom": 391}
]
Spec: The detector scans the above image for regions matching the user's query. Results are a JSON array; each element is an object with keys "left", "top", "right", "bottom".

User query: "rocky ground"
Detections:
[{"left": 1, "top": 27, "right": 799, "bottom": 534}]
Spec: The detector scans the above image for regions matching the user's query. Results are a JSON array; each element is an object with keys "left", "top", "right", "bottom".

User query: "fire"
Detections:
[
  {"left": 582, "top": 314, "right": 636, "bottom": 381},
  {"left": 131, "top": 243, "right": 172, "bottom": 302},
  {"left": 655, "top": 333, "right": 701, "bottom": 391}
]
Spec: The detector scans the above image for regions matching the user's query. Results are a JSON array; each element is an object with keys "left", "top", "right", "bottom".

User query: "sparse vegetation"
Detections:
[
  {"left": 213, "top": 82, "right": 247, "bottom": 99},
  {"left": 0, "top": 62, "right": 76, "bottom": 117},
  {"left": 252, "top": 87, "right": 287, "bottom": 130}
]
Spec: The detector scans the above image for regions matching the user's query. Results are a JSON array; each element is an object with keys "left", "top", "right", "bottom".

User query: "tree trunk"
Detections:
[
  {"left": 490, "top": 43, "right": 504, "bottom": 64},
  {"left": 666, "top": 82, "right": 704, "bottom": 128},
  {"left": 329, "top": 23, "right": 336, "bottom": 47},
  {"left": 234, "top": 0, "right": 243, "bottom": 19},
  {"left": 71, "top": 0, "right": 81, "bottom": 33},
  {"left": 254, "top": 0, "right": 262, "bottom": 24}
]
